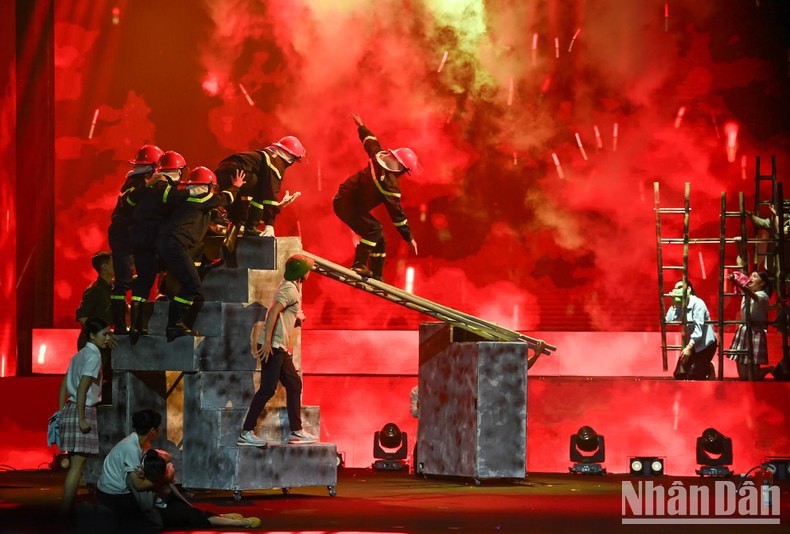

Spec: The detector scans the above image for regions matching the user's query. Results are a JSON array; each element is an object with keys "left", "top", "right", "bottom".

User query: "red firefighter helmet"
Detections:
[
  {"left": 156, "top": 151, "right": 187, "bottom": 172},
  {"left": 181, "top": 166, "right": 216, "bottom": 187},
  {"left": 273, "top": 136, "right": 306, "bottom": 161},
  {"left": 129, "top": 144, "right": 164, "bottom": 165},
  {"left": 389, "top": 147, "right": 421, "bottom": 175}
]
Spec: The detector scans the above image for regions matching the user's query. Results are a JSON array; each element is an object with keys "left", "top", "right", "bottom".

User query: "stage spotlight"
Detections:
[
  {"left": 695, "top": 427, "right": 733, "bottom": 477},
  {"left": 763, "top": 457, "right": 790, "bottom": 481},
  {"left": 629, "top": 457, "right": 665, "bottom": 476},
  {"left": 373, "top": 423, "right": 409, "bottom": 471},
  {"left": 569, "top": 426, "right": 605, "bottom": 474}
]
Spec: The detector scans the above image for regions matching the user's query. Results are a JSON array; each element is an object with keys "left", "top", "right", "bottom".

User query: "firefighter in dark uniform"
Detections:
[
  {"left": 333, "top": 113, "right": 420, "bottom": 280},
  {"left": 127, "top": 151, "right": 193, "bottom": 343},
  {"left": 75, "top": 250, "right": 118, "bottom": 401},
  {"left": 107, "top": 144, "right": 164, "bottom": 334},
  {"left": 157, "top": 167, "right": 245, "bottom": 340},
  {"left": 214, "top": 136, "right": 305, "bottom": 254}
]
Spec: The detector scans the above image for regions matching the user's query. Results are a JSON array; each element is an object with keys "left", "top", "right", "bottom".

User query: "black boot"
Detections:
[
  {"left": 221, "top": 222, "right": 241, "bottom": 268},
  {"left": 129, "top": 300, "right": 142, "bottom": 345},
  {"left": 111, "top": 298, "right": 128, "bottom": 335},
  {"left": 183, "top": 295, "right": 204, "bottom": 333},
  {"left": 369, "top": 252, "right": 386, "bottom": 282},
  {"left": 243, "top": 206, "right": 264, "bottom": 236},
  {"left": 351, "top": 244, "right": 373, "bottom": 277},
  {"left": 166, "top": 300, "right": 195, "bottom": 342}
]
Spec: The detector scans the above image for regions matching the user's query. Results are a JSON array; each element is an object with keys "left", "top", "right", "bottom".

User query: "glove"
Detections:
[{"left": 262, "top": 225, "right": 275, "bottom": 237}]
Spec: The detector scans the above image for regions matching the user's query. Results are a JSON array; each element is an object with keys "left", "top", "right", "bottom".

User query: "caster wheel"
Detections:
[
  {"left": 328, "top": 485, "right": 336, "bottom": 497},
  {"left": 232, "top": 490, "right": 242, "bottom": 502},
  {"left": 281, "top": 487, "right": 290, "bottom": 495}
]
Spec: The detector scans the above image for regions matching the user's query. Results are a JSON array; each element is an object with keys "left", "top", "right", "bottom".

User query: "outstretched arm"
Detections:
[{"left": 350, "top": 113, "right": 382, "bottom": 157}]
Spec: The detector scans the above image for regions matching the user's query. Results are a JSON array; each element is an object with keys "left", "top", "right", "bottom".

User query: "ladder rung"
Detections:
[
  {"left": 723, "top": 265, "right": 742, "bottom": 269},
  {"left": 657, "top": 208, "right": 688, "bottom": 214},
  {"left": 662, "top": 266, "right": 684, "bottom": 270},
  {"left": 757, "top": 200, "right": 773, "bottom": 205},
  {"left": 756, "top": 175, "right": 775, "bottom": 180},
  {"left": 725, "top": 212, "right": 744, "bottom": 217},
  {"left": 722, "top": 292, "right": 741, "bottom": 297},
  {"left": 666, "top": 345, "right": 684, "bottom": 350}
]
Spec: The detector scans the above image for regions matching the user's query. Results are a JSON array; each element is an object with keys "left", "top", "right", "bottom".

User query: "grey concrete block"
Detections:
[
  {"left": 201, "top": 268, "right": 254, "bottom": 303},
  {"left": 417, "top": 323, "right": 528, "bottom": 479},
  {"left": 112, "top": 335, "right": 203, "bottom": 372},
  {"left": 146, "top": 301, "right": 223, "bottom": 337},
  {"left": 197, "top": 303, "right": 266, "bottom": 371},
  {"left": 234, "top": 236, "right": 277, "bottom": 270}
]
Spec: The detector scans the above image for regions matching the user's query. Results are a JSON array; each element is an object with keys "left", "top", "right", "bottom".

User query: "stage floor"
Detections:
[{"left": 0, "top": 468, "right": 788, "bottom": 533}]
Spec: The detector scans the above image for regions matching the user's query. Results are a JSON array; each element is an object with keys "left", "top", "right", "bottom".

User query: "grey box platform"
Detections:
[
  {"left": 417, "top": 323, "right": 528, "bottom": 480},
  {"left": 182, "top": 443, "right": 337, "bottom": 497},
  {"left": 112, "top": 334, "right": 205, "bottom": 372}
]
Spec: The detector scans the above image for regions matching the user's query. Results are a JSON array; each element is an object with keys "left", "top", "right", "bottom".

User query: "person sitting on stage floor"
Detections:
[
  {"left": 214, "top": 136, "right": 306, "bottom": 254},
  {"left": 333, "top": 113, "right": 419, "bottom": 281},
  {"left": 95, "top": 409, "right": 163, "bottom": 529},
  {"left": 664, "top": 280, "right": 718, "bottom": 380},
  {"left": 238, "top": 254, "right": 318, "bottom": 447},
  {"left": 728, "top": 270, "right": 772, "bottom": 380},
  {"left": 58, "top": 317, "right": 112, "bottom": 516},
  {"left": 137, "top": 449, "right": 260, "bottom": 529}
]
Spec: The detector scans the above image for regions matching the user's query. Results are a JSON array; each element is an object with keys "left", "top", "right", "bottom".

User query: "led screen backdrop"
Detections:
[{"left": 53, "top": 0, "right": 790, "bottom": 332}]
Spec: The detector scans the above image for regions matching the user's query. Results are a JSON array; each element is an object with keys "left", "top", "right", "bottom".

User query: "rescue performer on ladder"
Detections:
[
  {"left": 214, "top": 136, "right": 306, "bottom": 256},
  {"left": 333, "top": 113, "right": 419, "bottom": 280}
]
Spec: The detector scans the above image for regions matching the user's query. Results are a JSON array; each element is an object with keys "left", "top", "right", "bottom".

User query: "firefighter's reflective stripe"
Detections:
[{"left": 368, "top": 161, "right": 400, "bottom": 198}]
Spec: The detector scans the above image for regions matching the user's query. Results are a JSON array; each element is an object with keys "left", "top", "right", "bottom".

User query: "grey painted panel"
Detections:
[
  {"left": 146, "top": 301, "right": 223, "bottom": 337},
  {"left": 202, "top": 268, "right": 253, "bottom": 303},
  {"left": 112, "top": 335, "right": 202, "bottom": 372},
  {"left": 234, "top": 236, "right": 277, "bottom": 270},
  {"left": 198, "top": 303, "right": 265, "bottom": 371}
]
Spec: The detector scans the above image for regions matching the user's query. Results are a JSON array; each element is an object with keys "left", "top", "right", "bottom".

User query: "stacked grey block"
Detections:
[
  {"left": 87, "top": 236, "right": 337, "bottom": 496},
  {"left": 417, "top": 323, "right": 528, "bottom": 480}
]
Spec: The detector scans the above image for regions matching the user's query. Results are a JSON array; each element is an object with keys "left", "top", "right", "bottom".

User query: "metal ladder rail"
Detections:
[
  {"left": 302, "top": 251, "right": 556, "bottom": 352},
  {"left": 752, "top": 155, "right": 778, "bottom": 275},
  {"left": 718, "top": 192, "right": 754, "bottom": 380},
  {"left": 776, "top": 183, "right": 788, "bottom": 364},
  {"left": 655, "top": 182, "right": 691, "bottom": 373}
]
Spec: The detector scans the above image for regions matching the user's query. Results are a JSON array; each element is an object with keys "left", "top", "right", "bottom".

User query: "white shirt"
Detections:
[
  {"left": 97, "top": 432, "right": 143, "bottom": 495},
  {"left": 741, "top": 290, "right": 769, "bottom": 326},
  {"left": 665, "top": 294, "right": 717, "bottom": 351},
  {"left": 259, "top": 280, "right": 301, "bottom": 351},
  {"left": 65, "top": 342, "right": 103, "bottom": 407}
]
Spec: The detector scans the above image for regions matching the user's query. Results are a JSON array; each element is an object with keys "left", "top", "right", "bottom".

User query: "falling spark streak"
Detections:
[
  {"left": 531, "top": 33, "right": 538, "bottom": 65},
  {"left": 405, "top": 267, "right": 415, "bottom": 294},
  {"left": 664, "top": 3, "right": 669, "bottom": 32},
  {"left": 711, "top": 112, "right": 721, "bottom": 139},
  {"left": 88, "top": 108, "right": 99, "bottom": 139},
  {"left": 551, "top": 152, "right": 564, "bottom": 179},
  {"left": 507, "top": 78, "right": 514, "bottom": 106},
  {"left": 699, "top": 251, "right": 706, "bottom": 279},
  {"left": 567, "top": 28, "right": 581, "bottom": 52},
  {"left": 672, "top": 397, "right": 679, "bottom": 430},
  {"left": 111, "top": 6, "right": 120, "bottom": 25},
  {"left": 741, "top": 155, "right": 748, "bottom": 180},
  {"left": 575, "top": 133, "right": 588, "bottom": 161},
  {"left": 419, "top": 203, "right": 427, "bottom": 223},
  {"left": 593, "top": 125, "right": 603, "bottom": 150},
  {"left": 296, "top": 220, "right": 302, "bottom": 238},
  {"left": 238, "top": 83, "right": 255, "bottom": 106},
  {"left": 554, "top": 37, "right": 560, "bottom": 58},
  {"left": 0, "top": 354, "right": 4, "bottom": 378},
  {"left": 724, "top": 121, "right": 738, "bottom": 162},
  {"left": 612, "top": 123, "right": 619, "bottom": 152},
  {"left": 37, "top": 344, "right": 47, "bottom": 365},
  {"left": 437, "top": 51, "right": 448, "bottom": 73},
  {"left": 512, "top": 152, "right": 518, "bottom": 166},
  {"left": 317, "top": 161, "right": 322, "bottom": 192},
  {"left": 674, "top": 106, "right": 686, "bottom": 128},
  {"left": 512, "top": 304, "right": 519, "bottom": 329}
]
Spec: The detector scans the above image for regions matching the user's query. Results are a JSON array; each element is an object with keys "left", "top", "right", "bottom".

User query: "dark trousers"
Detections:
[
  {"left": 131, "top": 241, "right": 159, "bottom": 301},
  {"left": 109, "top": 221, "right": 135, "bottom": 296},
  {"left": 242, "top": 347, "right": 303, "bottom": 432},
  {"left": 333, "top": 194, "right": 383, "bottom": 244},
  {"left": 157, "top": 239, "right": 201, "bottom": 302},
  {"left": 674, "top": 341, "right": 718, "bottom": 380}
]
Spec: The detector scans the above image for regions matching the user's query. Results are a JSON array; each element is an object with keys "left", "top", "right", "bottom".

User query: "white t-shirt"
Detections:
[
  {"left": 97, "top": 433, "right": 143, "bottom": 495},
  {"left": 259, "top": 280, "right": 301, "bottom": 351},
  {"left": 65, "top": 342, "right": 103, "bottom": 407}
]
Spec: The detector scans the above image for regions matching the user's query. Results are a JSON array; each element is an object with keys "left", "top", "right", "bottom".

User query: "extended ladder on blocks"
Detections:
[
  {"left": 301, "top": 251, "right": 556, "bottom": 354},
  {"left": 654, "top": 183, "right": 753, "bottom": 378}
]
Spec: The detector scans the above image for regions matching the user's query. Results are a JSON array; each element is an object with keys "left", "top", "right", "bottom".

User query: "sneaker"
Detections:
[
  {"left": 243, "top": 517, "right": 261, "bottom": 528},
  {"left": 237, "top": 430, "right": 268, "bottom": 447},
  {"left": 288, "top": 429, "right": 318, "bottom": 444}
]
